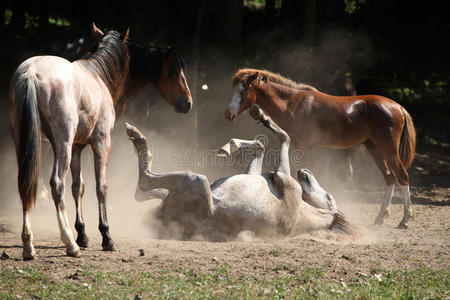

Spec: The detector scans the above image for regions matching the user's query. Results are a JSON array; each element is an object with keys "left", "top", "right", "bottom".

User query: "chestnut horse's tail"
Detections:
[
  {"left": 399, "top": 108, "right": 416, "bottom": 169},
  {"left": 13, "top": 76, "right": 41, "bottom": 211}
]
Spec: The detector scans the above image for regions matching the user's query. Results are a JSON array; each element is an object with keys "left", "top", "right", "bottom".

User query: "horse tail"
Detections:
[
  {"left": 330, "top": 212, "right": 363, "bottom": 235},
  {"left": 14, "top": 76, "right": 41, "bottom": 211},
  {"left": 399, "top": 108, "right": 416, "bottom": 169}
]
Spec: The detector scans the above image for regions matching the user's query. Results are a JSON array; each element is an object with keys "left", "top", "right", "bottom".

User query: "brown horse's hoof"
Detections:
[
  {"left": 76, "top": 235, "right": 90, "bottom": 248},
  {"left": 102, "top": 240, "right": 117, "bottom": 251}
]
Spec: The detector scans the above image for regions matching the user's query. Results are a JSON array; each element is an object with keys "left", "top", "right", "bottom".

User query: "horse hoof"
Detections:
[
  {"left": 397, "top": 222, "right": 408, "bottom": 229},
  {"left": 76, "top": 236, "right": 90, "bottom": 248},
  {"left": 22, "top": 247, "right": 36, "bottom": 261},
  {"left": 23, "top": 252, "right": 36, "bottom": 261},
  {"left": 102, "top": 241, "right": 117, "bottom": 251},
  {"left": 67, "top": 248, "right": 82, "bottom": 258}
]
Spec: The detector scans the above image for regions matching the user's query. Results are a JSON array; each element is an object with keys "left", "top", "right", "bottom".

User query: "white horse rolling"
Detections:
[{"left": 127, "top": 105, "right": 360, "bottom": 240}]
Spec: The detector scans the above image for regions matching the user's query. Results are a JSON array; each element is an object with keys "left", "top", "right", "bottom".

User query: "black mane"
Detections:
[
  {"left": 127, "top": 42, "right": 186, "bottom": 82},
  {"left": 80, "top": 30, "right": 129, "bottom": 100}
]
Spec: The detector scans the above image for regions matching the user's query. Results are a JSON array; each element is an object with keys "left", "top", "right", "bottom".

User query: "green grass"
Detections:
[{"left": 0, "top": 266, "right": 448, "bottom": 299}]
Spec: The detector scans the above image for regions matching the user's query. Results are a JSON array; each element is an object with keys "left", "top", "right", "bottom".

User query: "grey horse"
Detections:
[{"left": 126, "top": 105, "right": 359, "bottom": 240}]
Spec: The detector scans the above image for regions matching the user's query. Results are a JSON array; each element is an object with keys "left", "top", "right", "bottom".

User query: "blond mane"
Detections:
[{"left": 231, "top": 68, "right": 318, "bottom": 91}]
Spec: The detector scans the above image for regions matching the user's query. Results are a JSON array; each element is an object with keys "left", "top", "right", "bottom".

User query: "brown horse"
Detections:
[
  {"left": 225, "top": 69, "right": 416, "bottom": 229},
  {"left": 9, "top": 24, "right": 192, "bottom": 260}
]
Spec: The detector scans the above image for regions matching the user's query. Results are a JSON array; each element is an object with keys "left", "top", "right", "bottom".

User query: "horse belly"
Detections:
[{"left": 212, "top": 174, "right": 278, "bottom": 230}]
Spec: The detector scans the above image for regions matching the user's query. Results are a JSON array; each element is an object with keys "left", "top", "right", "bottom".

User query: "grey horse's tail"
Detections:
[
  {"left": 13, "top": 76, "right": 41, "bottom": 211},
  {"left": 330, "top": 212, "right": 363, "bottom": 235}
]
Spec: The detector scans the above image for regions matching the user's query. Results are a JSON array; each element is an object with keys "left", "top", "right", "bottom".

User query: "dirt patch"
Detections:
[
  {"left": 0, "top": 147, "right": 449, "bottom": 290},
  {"left": 0, "top": 192, "right": 448, "bottom": 283}
]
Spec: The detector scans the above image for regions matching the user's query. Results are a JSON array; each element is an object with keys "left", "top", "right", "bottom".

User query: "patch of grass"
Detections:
[
  {"left": 269, "top": 248, "right": 281, "bottom": 257},
  {"left": 0, "top": 265, "right": 447, "bottom": 299}
]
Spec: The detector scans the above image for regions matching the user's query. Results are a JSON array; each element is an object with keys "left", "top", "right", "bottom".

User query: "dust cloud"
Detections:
[{"left": 0, "top": 26, "right": 386, "bottom": 245}]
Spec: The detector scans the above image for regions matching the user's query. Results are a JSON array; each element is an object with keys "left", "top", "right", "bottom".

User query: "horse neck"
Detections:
[
  {"left": 83, "top": 47, "right": 129, "bottom": 102},
  {"left": 116, "top": 45, "right": 165, "bottom": 117},
  {"left": 253, "top": 84, "right": 293, "bottom": 124},
  {"left": 127, "top": 44, "right": 164, "bottom": 86}
]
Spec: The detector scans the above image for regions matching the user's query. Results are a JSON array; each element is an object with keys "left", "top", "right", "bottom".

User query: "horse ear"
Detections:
[
  {"left": 121, "top": 27, "right": 130, "bottom": 42},
  {"left": 165, "top": 46, "right": 174, "bottom": 59},
  {"left": 248, "top": 72, "right": 259, "bottom": 84},
  {"left": 259, "top": 74, "right": 268, "bottom": 85},
  {"left": 92, "top": 23, "right": 104, "bottom": 40}
]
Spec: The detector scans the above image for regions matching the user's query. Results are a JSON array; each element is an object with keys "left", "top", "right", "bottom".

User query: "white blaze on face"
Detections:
[
  {"left": 180, "top": 69, "right": 191, "bottom": 94},
  {"left": 228, "top": 83, "right": 243, "bottom": 120}
]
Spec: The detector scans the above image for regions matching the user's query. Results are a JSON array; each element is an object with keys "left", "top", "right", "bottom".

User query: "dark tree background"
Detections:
[{"left": 0, "top": 0, "right": 449, "bottom": 145}]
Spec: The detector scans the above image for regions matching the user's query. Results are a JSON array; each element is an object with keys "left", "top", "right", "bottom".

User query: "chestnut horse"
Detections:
[
  {"left": 10, "top": 24, "right": 192, "bottom": 260},
  {"left": 225, "top": 69, "right": 416, "bottom": 229}
]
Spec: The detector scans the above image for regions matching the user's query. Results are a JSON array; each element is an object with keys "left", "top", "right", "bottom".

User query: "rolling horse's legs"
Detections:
[
  {"left": 71, "top": 144, "right": 89, "bottom": 248},
  {"left": 217, "top": 138, "right": 265, "bottom": 174},
  {"left": 249, "top": 105, "right": 290, "bottom": 175},
  {"left": 92, "top": 137, "right": 116, "bottom": 251}
]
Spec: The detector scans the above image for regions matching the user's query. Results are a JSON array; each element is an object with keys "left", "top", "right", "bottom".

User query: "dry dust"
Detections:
[{"left": 0, "top": 144, "right": 449, "bottom": 280}]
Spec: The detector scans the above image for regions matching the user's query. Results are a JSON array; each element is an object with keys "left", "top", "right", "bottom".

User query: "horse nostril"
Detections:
[{"left": 176, "top": 99, "right": 191, "bottom": 113}]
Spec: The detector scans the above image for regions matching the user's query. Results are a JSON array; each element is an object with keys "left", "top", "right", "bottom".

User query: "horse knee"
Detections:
[
  {"left": 50, "top": 177, "right": 64, "bottom": 203},
  {"left": 396, "top": 172, "right": 409, "bottom": 186}
]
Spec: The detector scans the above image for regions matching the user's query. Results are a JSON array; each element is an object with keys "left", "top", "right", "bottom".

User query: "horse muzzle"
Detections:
[
  {"left": 225, "top": 109, "right": 237, "bottom": 122},
  {"left": 175, "top": 98, "right": 192, "bottom": 113}
]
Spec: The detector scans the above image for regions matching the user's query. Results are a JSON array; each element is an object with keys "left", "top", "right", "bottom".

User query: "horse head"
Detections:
[
  {"left": 226, "top": 71, "right": 267, "bottom": 121},
  {"left": 152, "top": 47, "right": 192, "bottom": 113}
]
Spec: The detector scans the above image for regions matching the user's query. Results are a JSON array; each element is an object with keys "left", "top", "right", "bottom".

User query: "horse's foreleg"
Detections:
[
  {"left": 92, "top": 138, "right": 116, "bottom": 251},
  {"left": 217, "top": 138, "right": 265, "bottom": 174},
  {"left": 249, "top": 105, "right": 291, "bottom": 175},
  {"left": 71, "top": 144, "right": 88, "bottom": 248},
  {"left": 51, "top": 143, "right": 81, "bottom": 257}
]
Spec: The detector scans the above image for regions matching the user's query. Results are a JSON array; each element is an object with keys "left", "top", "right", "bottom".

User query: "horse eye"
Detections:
[{"left": 240, "top": 89, "right": 246, "bottom": 97}]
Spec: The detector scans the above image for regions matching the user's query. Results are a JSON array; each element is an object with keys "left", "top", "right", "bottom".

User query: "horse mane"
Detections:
[
  {"left": 79, "top": 31, "right": 130, "bottom": 100},
  {"left": 231, "top": 68, "right": 318, "bottom": 91},
  {"left": 127, "top": 43, "right": 186, "bottom": 82}
]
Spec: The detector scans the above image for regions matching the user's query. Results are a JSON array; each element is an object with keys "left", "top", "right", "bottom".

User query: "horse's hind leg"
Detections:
[
  {"left": 50, "top": 142, "right": 81, "bottom": 257},
  {"left": 91, "top": 137, "right": 116, "bottom": 251},
  {"left": 383, "top": 150, "right": 412, "bottom": 228},
  {"left": 364, "top": 141, "right": 396, "bottom": 225},
  {"left": 71, "top": 144, "right": 89, "bottom": 248}
]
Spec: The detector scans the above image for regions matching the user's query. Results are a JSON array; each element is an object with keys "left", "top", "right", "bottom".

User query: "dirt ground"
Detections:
[{"left": 0, "top": 146, "right": 449, "bottom": 289}]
